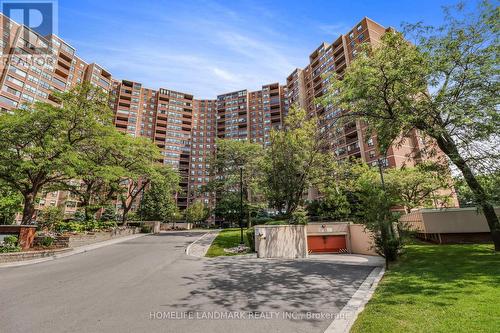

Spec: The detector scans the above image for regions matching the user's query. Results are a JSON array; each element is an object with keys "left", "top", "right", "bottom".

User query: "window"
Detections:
[
  {"left": 37, "top": 91, "right": 48, "bottom": 99},
  {"left": 6, "top": 75, "right": 24, "bottom": 87},
  {"left": 24, "top": 84, "right": 37, "bottom": 94},
  {"left": 52, "top": 76, "right": 66, "bottom": 88},
  {"left": 8, "top": 66, "right": 27, "bottom": 78},
  {"left": 21, "top": 93, "right": 34, "bottom": 102},
  {"left": 2, "top": 85, "right": 20, "bottom": 96}
]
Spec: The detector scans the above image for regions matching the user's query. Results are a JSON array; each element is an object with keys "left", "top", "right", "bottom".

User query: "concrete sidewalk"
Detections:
[
  {"left": 185, "top": 230, "right": 220, "bottom": 257},
  {"left": 0, "top": 233, "right": 147, "bottom": 268},
  {"left": 307, "top": 253, "right": 385, "bottom": 267}
]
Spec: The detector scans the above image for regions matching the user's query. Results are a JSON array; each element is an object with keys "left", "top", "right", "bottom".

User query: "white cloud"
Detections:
[
  {"left": 317, "top": 23, "right": 350, "bottom": 37},
  {"left": 212, "top": 67, "right": 238, "bottom": 82},
  {"left": 65, "top": 1, "right": 312, "bottom": 98}
]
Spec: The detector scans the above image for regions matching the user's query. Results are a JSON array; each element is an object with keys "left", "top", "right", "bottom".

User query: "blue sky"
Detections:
[{"left": 44, "top": 1, "right": 481, "bottom": 97}]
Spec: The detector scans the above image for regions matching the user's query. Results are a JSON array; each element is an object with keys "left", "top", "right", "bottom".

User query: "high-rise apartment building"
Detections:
[
  {"left": 285, "top": 17, "right": 432, "bottom": 169},
  {"left": 0, "top": 12, "right": 448, "bottom": 217},
  {"left": 189, "top": 99, "right": 217, "bottom": 206},
  {"left": 110, "top": 79, "right": 195, "bottom": 209}
]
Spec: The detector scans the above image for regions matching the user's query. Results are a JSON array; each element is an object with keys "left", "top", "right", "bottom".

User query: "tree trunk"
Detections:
[
  {"left": 246, "top": 187, "right": 252, "bottom": 228},
  {"left": 21, "top": 193, "right": 36, "bottom": 225},
  {"left": 121, "top": 204, "right": 130, "bottom": 226},
  {"left": 435, "top": 134, "right": 500, "bottom": 251},
  {"left": 83, "top": 184, "right": 93, "bottom": 221},
  {"left": 83, "top": 197, "right": 91, "bottom": 221}
]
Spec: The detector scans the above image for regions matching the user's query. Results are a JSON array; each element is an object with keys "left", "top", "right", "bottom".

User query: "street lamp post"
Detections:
[
  {"left": 377, "top": 157, "right": 386, "bottom": 190},
  {"left": 239, "top": 166, "right": 244, "bottom": 245}
]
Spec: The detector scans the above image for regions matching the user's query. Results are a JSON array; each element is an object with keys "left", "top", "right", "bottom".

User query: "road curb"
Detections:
[
  {"left": 324, "top": 265, "right": 385, "bottom": 333},
  {"left": 0, "top": 233, "right": 147, "bottom": 268}
]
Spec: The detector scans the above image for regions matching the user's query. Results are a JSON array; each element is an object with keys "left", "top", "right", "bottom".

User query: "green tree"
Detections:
[
  {"left": 116, "top": 137, "right": 163, "bottom": 224},
  {"left": 184, "top": 200, "right": 209, "bottom": 226},
  {"left": 99, "top": 206, "right": 117, "bottom": 222},
  {"left": 324, "top": 2, "right": 500, "bottom": 250},
  {"left": 135, "top": 166, "right": 180, "bottom": 223},
  {"left": 385, "top": 164, "right": 453, "bottom": 213},
  {"left": 63, "top": 129, "right": 135, "bottom": 221},
  {"left": 213, "top": 191, "right": 243, "bottom": 226},
  {"left": 454, "top": 172, "right": 500, "bottom": 207},
  {"left": 261, "top": 105, "right": 330, "bottom": 217},
  {"left": 308, "top": 160, "right": 351, "bottom": 220},
  {"left": 0, "top": 181, "right": 22, "bottom": 225},
  {"left": 38, "top": 205, "right": 64, "bottom": 231},
  {"left": 206, "top": 139, "right": 263, "bottom": 226},
  {"left": 348, "top": 164, "right": 405, "bottom": 268},
  {"left": 0, "top": 83, "right": 112, "bottom": 225}
]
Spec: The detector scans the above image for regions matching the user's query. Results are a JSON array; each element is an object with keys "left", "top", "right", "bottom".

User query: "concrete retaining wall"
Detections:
[
  {"left": 349, "top": 224, "right": 377, "bottom": 255},
  {"left": 161, "top": 222, "right": 193, "bottom": 230},
  {"left": 306, "top": 222, "right": 349, "bottom": 234},
  {"left": 254, "top": 222, "right": 378, "bottom": 258},
  {"left": 400, "top": 207, "right": 499, "bottom": 234},
  {"left": 141, "top": 221, "right": 161, "bottom": 233},
  {"left": 254, "top": 225, "right": 308, "bottom": 259}
]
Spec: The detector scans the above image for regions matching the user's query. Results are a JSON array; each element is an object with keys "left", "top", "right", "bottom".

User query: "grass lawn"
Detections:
[
  {"left": 205, "top": 228, "right": 250, "bottom": 257},
  {"left": 351, "top": 244, "right": 500, "bottom": 332}
]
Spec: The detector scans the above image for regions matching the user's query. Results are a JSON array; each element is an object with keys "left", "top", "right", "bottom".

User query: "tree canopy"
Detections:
[
  {"left": 0, "top": 82, "right": 113, "bottom": 224},
  {"left": 261, "top": 105, "right": 332, "bottom": 217},
  {"left": 323, "top": 1, "right": 500, "bottom": 250}
]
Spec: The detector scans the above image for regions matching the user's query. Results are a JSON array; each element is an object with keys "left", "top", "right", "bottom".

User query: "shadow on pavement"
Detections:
[{"left": 162, "top": 257, "right": 373, "bottom": 328}]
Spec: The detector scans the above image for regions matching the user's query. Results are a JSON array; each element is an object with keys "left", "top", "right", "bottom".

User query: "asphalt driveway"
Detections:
[{"left": 0, "top": 232, "right": 375, "bottom": 333}]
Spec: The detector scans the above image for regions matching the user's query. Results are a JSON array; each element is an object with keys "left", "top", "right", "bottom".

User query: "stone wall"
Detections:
[
  {"left": 33, "top": 236, "right": 69, "bottom": 248},
  {"left": 67, "top": 227, "right": 141, "bottom": 248},
  {"left": 33, "top": 227, "right": 141, "bottom": 249},
  {"left": 0, "top": 248, "right": 71, "bottom": 263}
]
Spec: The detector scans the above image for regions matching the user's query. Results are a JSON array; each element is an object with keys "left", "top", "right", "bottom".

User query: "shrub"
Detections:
[
  {"left": 100, "top": 221, "right": 117, "bottom": 230},
  {"left": 253, "top": 216, "right": 273, "bottom": 225},
  {"left": 72, "top": 210, "right": 86, "bottom": 223},
  {"left": 38, "top": 206, "right": 64, "bottom": 231},
  {"left": 141, "top": 225, "right": 153, "bottom": 233},
  {"left": 3, "top": 235, "right": 18, "bottom": 245},
  {"left": 246, "top": 228, "right": 255, "bottom": 252},
  {"left": 290, "top": 207, "right": 308, "bottom": 225},
  {"left": 52, "top": 219, "right": 116, "bottom": 234},
  {"left": 264, "top": 220, "right": 289, "bottom": 225},
  {"left": 0, "top": 235, "right": 21, "bottom": 253},
  {"left": 374, "top": 233, "right": 403, "bottom": 262},
  {"left": 99, "top": 206, "right": 117, "bottom": 222},
  {"left": 84, "top": 220, "right": 100, "bottom": 231},
  {"left": 54, "top": 221, "right": 85, "bottom": 233},
  {"left": 40, "top": 236, "right": 54, "bottom": 247}
]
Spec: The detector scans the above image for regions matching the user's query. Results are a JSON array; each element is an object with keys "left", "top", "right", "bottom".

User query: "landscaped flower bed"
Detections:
[{"left": 0, "top": 235, "right": 21, "bottom": 253}]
